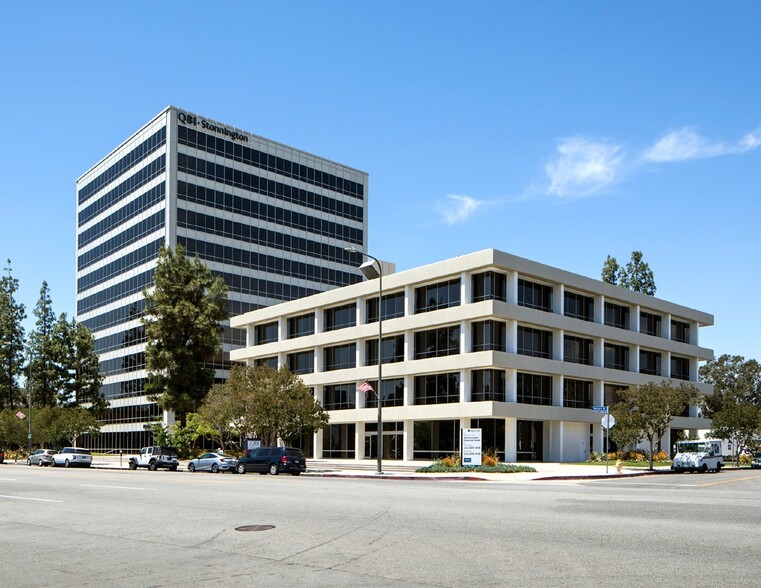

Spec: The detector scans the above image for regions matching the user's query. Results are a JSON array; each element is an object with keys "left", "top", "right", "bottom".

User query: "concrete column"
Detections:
[
  {"left": 632, "top": 305, "right": 641, "bottom": 333},
  {"left": 404, "top": 375, "right": 414, "bottom": 406},
  {"left": 315, "top": 308, "right": 323, "bottom": 333},
  {"left": 630, "top": 345, "right": 639, "bottom": 373},
  {"left": 507, "top": 320, "right": 517, "bottom": 354},
  {"left": 462, "top": 271, "right": 471, "bottom": 304},
  {"left": 358, "top": 337, "right": 366, "bottom": 367},
  {"left": 246, "top": 324, "right": 255, "bottom": 347},
  {"left": 554, "top": 283, "right": 564, "bottom": 316},
  {"left": 690, "top": 320, "right": 698, "bottom": 346},
  {"left": 507, "top": 271, "right": 519, "bottom": 304},
  {"left": 403, "top": 420, "right": 415, "bottom": 461},
  {"left": 355, "top": 422, "right": 365, "bottom": 461},
  {"left": 357, "top": 296, "right": 366, "bottom": 325},
  {"left": 593, "top": 380, "right": 604, "bottom": 407},
  {"left": 664, "top": 313, "right": 672, "bottom": 340},
  {"left": 404, "top": 329, "right": 413, "bottom": 361},
  {"left": 314, "top": 428, "right": 324, "bottom": 459},
  {"left": 315, "top": 385, "right": 324, "bottom": 407},
  {"left": 462, "top": 320, "right": 470, "bottom": 354},
  {"left": 505, "top": 418, "right": 517, "bottom": 462},
  {"left": 278, "top": 316, "right": 286, "bottom": 341},
  {"left": 277, "top": 352, "right": 285, "bottom": 370},
  {"left": 314, "top": 348, "right": 321, "bottom": 373},
  {"left": 663, "top": 351, "right": 672, "bottom": 378},
  {"left": 689, "top": 357, "right": 699, "bottom": 382},
  {"left": 594, "top": 294, "right": 605, "bottom": 325},
  {"left": 594, "top": 337, "right": 604, "bottom": 367},
  {"left": 549, "top": 421, "right": 564, "bottom": 461},
  {"left": 554, "top": 329, "right": 563, "bottom": 361},
  {"left": 461, "top": 370, "right": 471, "bottom": 403},
  {"left": 553, "top": 375, "right": 563, "bottom": 407},
  {"left": 506, "top": 369, "right": 517, "bottom": 403},
  {"left": 404, "top": 284, "right": 414, "bottom": 316}
]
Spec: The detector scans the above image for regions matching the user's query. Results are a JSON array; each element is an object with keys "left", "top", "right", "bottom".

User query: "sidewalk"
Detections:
[{"left": 78, "top": 454, "right": 673, "bottom": 482}]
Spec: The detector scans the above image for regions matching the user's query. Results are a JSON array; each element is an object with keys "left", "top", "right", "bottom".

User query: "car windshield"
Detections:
[{"left": 677, "top": 442, "right": 709, "bottom": 453}]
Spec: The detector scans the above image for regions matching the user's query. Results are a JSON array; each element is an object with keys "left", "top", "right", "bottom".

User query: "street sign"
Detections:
[
  {"left": 601, "top": 414, "right": 616, "bottom": 430},
  {"left": 592, "top": 406, "right": 608, "bottom": 413}
]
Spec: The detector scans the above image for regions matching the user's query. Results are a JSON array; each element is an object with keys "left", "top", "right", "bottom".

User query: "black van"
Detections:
[{"left": 235, "top": 447, "right": 306, "bottom": 476}]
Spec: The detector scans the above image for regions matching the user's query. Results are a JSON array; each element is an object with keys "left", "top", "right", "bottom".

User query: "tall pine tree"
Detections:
[
  {"left": 142, "top": 245, "right": 228, "bottom": 424},
  {"left": 29, "top": 281, "right": 59, "bottom": 406},
  {"left": 0, "top": 260, "right": 26, "bottom": 409}
]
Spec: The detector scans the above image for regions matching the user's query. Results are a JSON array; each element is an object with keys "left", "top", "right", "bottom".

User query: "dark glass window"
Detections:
[
  {"left": 366, "top": 291, "right": 405, "bottom": 322},
  {"left": 640, "top": 350, "right": 661, "bottom": 376},
  {"left": 472, "top": 271, "right": 507, "bottom": 303},
  {"left": 287, "top": 313, "right": 314, "bottom": 339},
  {"left": 517, "top": 373, "right": 552, "bottom": 405},
  {"left": 255, "top": 322, "right": 278, "bottom": 345},
  {"left": 671, "top": 356, "right": 690, "bottom": 381},
  {"left": 364, "top": 378, "right": 404, "bottom": 408},
  {"left": 322, "top": 384, "right": 356, "bottom": 410},
  {"left": 324, "top": 303, "right": 356, "bottom": 332},
  {"left": 414, "top": 279, "right": 461, "bottom": 313},
  {"left": 563, "top": 379, "right": 592, "bottom": 409},
  {"left": 255, "top": 356, "right": 278, "bottom": 369},
  {"left": 604, "top": 302, "right": 629, "bottom": 330},
  {"left": 471, "top": 370, "right": 506, "bottom": 402},
  {"left": 517, "top": 326, "right": 552, "bottom": 359},
  {"left": 671, "top": 320, "right": 690, "bottom": 343},
  {"left": 322, "top": 424, "right": 355, "bottom": 458},
  {"left": 414, "top": 373, "right": 460, "bottom": 405},
  {"left": 604, "top": 343, "right": 629, "bottom": 371},
  {"left": 564, "top": 291, "right": 594, "bottom": 322},
  {"left": 324, "top": 344, "right": 356, "bottom": 371},
  {"left": 287, "top": 350, "right": 314, "bottom": 374},
  {"left": 365, "top": 335, "right": 405, "bottom": 365},
  {"left": 640, "top": 311, "right": 662, "bottom": 337},
  {"left": 472, "top": 321, "right": 506, "bottom": 352},
  {"left": 413, "top": 419, "right": 459, "bottom": 460},
  {"left": 414, "top": 326, "right": 460, "bottom": 359},
  {"left": 564, "top": 335, "right": 593, "bottom": 365},
  {"left": 518, "top": 279, "right": 553, "bottom": 312}
]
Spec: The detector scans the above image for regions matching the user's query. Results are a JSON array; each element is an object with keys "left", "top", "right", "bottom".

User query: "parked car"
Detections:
[
  {"left": 751, "top": 452, "right": 761, "bottom": 469},
  {"left": 51, "top": 447, "right": 93, "bottom": 468},
  {"left": 235, "top": 446, "right": 306, "bottom": 476},
  {"left": 28, "top": 449, "right": 56, "bottom": 466},
  {"left": 187, "top": 452, "right": 238, "bottom": 473},
  {"left": 128, "top": 446, "right": 179, "bottom": 471}
]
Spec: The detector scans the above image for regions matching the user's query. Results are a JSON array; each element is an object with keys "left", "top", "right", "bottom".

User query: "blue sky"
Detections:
[{"left": 1, "top": 2, "right": 759, "bottom": 361}]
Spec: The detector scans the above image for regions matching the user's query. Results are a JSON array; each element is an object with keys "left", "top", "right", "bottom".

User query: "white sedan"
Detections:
[{"left": 51, "top": 447, "right": 93, "bottom": 468}]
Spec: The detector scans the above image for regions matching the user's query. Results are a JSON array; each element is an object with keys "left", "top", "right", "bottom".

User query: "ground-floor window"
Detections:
[
  {"left": 323, "top": 424, "right": 355, "bottom": 458},
  {"left": 516, "top": 420, "right": 543, "bottom": 461},
  {"left": 365, "top": 421, "right": 403, "bottom": 460},
  {"left": 471, "top": 418, "right": 505, "bottom": 461},
  {"left": 413, "top": 419, "right": 458, "bottom": 460}
]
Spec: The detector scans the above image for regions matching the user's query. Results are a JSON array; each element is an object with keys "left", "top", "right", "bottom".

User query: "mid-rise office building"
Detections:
[
  {"left": 230, "top": 249, "right": 714, "bottom": 463},
  {"left": 76, "top": 106, "right": 368, "bottom": 450}
]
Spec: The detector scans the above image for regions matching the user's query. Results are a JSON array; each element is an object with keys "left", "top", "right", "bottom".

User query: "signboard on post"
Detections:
[
  {"left": 461, "top": 428, "right": 482, "bottom": 466},
  {"left": 592, "top": 406, "right": 608, "bottom": 413},
  {"left": 601, "top": 414, "right": 616, "bottom": 430}
]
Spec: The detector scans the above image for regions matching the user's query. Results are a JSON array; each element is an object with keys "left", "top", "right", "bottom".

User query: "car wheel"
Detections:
[
  {"left": 715, "top": 463, "right": 722, "bottom": 472},
  {"left": 148, "top": 461, "right": 157, "bottom": 471},
  {"left": 188, "top": 463, "right": 196, "bottom": 472},
  {"left": 27, "top": 459, "right": 32, "bottom": 466},
  {"left": 211, "top": 463, "right": 219, "bottom": 473},
  {"left": 128, "top": 461, "right": 137, "bottom": 470},
  {"left": 50, "top": 460, "right": 56, "bottom": 468},
  {"left": 700, "top": 464, "right": 708, "bottom": 473},
  {"left": 39, "top": 460, "right": 44, "bottom": 467},
  {"left": 236, "top": 463, "right": 246, "bottom": 475},
  {"left": 64, "top": 459, "right": 70, "bottom": 468},
  {"left": 269, "top": 463, "right": 279, "bottom": 476}
]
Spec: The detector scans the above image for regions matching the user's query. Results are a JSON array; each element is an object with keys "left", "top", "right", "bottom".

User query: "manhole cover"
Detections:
[{"left": 235, "top": 525, "right": 275, "bottom": 532}]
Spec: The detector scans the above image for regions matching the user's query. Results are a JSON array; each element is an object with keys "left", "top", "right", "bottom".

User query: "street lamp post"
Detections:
[{"left": 345, "top": 246, "right": 383, "bottom": 475}]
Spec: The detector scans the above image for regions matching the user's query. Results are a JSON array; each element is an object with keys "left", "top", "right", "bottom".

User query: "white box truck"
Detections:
[{"left": 671, "top": 439, "right": 724, "bottom": 473}]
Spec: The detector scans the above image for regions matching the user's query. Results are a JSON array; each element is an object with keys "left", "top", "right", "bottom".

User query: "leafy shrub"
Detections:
[
  {"left": 482, "top": 448, "right": 500, "bottom": 466},
  {"left": 740, "top": 453, "right": 752, "bottom": 465},
  {"left": 442, "top": 453, "right": 461, "bottom": 467}
]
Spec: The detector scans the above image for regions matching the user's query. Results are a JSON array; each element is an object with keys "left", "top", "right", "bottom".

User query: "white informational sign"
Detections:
[
  {"left": 245, "top": 438, "right": 262, "bottom": 451},
  {"left": 601, "top": 414, "right": 616, "bottom": 430},
  {"left": 461, "top": 428, "right": 482, "bottom": 466}
]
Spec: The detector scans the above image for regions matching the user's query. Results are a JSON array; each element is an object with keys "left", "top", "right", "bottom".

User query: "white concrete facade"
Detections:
[{"left": 231, "top": 249, "right": 714, "bottom": 464}]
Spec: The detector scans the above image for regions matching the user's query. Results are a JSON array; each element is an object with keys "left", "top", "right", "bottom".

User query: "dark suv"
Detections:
[{"left": 235, "top": 447, "right": 306, "bottom": 476}]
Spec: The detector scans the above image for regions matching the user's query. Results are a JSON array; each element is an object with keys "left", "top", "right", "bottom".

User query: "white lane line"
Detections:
[
  {"left": 0, "top": 494, "right": 62, "bottom": 503},
  {"left": 80, "top": 484, "right": 156, "bottom": 491},
  {"left": 0, "top": 478, "right": 17, "bottom": 481}
]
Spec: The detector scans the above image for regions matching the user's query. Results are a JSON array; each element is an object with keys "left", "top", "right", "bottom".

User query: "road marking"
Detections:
[
  {"left": 80, "top": 484, "right": 156, "bottom": 491},
  {"left": 0, "top": 494, "right": 62, "bottom": 503},
  {"left": 698, "top": 475, "right": 761, "bottom": 488},
  {"left": 0, "top": 478, "right": 17, "bottom": 482}
]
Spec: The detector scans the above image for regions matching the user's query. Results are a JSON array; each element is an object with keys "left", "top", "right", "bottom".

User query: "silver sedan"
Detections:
[{"left": 187, "top": 452, "right": 238, "bottom": 473}]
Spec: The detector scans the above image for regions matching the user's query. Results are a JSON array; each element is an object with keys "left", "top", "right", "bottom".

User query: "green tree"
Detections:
[
  {"left": 142, "top": 245, "right": 228, "bottom": 424},
  {"left": 0, "top": 260, "right": 27, "bottom": 409},
  {"left": 608, "top": 404, "right": 645, "bottom": 456},
  {"left": 28, "top": 281, "right": 59, "bottom": 407},
  {"left": 601, "top": 251, "right": 656, "bottom": 296},
  {"left": 700, "top": 354, "right": 761, "bottom": 416},
  {"left": 612, "top": 381, "right": 698, "bottom": 470},
  {"left": 196, "top": 383, "right": 243, "bottom": 451},
  {"left": 709, "top": 403, "right": 759, "bottom": 467},
  {"left": 54, "top": 315, "right": 106, "bottom": 414},
  {"left": 53, "top": 407, "right": 101, "bottom": 446},
  {"left": 0, "top": 408, "right": 28, "bottom": 450},
  {"left": 601, "top": 255, "right": 619, "bottom": 285}
]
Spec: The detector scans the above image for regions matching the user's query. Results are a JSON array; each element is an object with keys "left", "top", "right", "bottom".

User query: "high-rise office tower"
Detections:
[{"left": 76, "top": 106, "right": 367, "bottom": 450}]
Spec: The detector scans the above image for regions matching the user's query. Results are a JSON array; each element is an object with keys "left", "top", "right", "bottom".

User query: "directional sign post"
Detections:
[
  {"left": 601, "top": 414, "right": 616, "bottom": 473},
  {"left": 592, "top": 406, "right": 608, "bottom": 413}
]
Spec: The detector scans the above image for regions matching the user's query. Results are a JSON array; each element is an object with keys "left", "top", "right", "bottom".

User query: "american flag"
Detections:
[{"left": 358, "top": 381, "right": 374, "bottom": 393}]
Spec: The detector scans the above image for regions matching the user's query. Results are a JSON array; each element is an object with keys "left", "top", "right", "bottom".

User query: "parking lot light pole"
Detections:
[{"left": 345, "top": 246, "right": 383, "bottom": 475}]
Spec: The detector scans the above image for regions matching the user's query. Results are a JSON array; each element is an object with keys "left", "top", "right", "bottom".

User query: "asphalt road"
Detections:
[{"left": 1, "top": 464, "right": 760, "bottom": 587}]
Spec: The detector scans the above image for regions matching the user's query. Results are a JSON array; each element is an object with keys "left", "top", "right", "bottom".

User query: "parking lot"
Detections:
[{"left": 2, "top": 463, "right": 760, "bottom": 587}]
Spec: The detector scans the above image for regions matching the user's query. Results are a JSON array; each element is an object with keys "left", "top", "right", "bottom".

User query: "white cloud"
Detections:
[
  {"left": 436, "top": 194, "right": 481, "bottom": 225},
  {"left": 545, "top": 137, "right": 623, "bottom": 197},
  {"left": 642, "top": 126, "right": 761, "bottom": 162}
]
